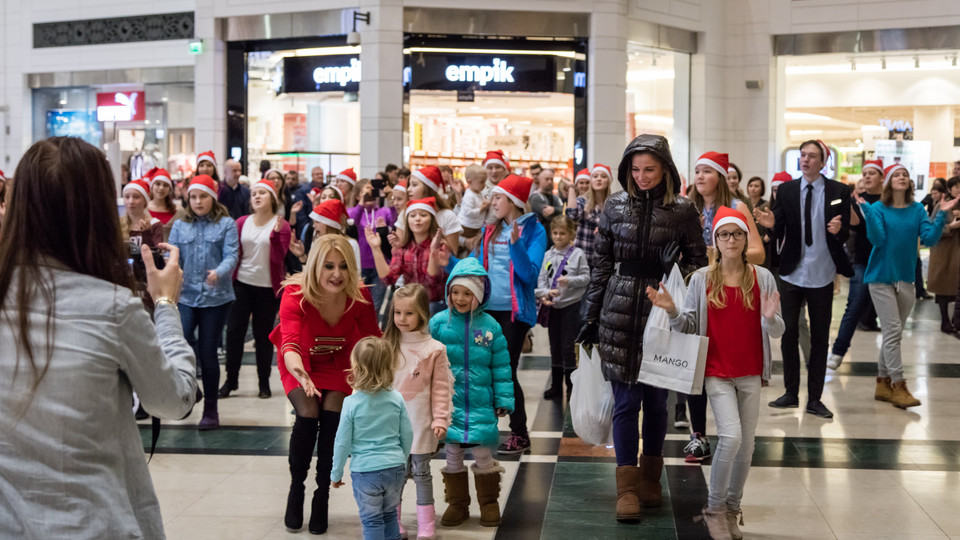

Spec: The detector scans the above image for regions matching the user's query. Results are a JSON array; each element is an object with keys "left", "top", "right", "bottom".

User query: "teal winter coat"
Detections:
[{"left": 429, "top": 258, "right": 514, "bottom": 447}]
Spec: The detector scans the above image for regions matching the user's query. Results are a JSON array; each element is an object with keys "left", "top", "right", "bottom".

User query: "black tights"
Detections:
[{"left": 287, "top": 387, "right": 346, "bottom": 418}]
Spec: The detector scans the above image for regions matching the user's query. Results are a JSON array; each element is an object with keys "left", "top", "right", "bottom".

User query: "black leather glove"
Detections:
[
  {"left": 659, "top": 241, "right": 680, "bottom": 275},
  {"left": 576, "top": 321, "right": 598, "bottom": 346}
]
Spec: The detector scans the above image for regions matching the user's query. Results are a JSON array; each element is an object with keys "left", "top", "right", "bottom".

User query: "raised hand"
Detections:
[
  {"left": 143, "top": 243, "right": 183, "bottom": 302},
  {"left": 274, "top": 215, "right": 284, "bottom": 232},
  {"left": 430, "top": 229, "right": 445, "bottom": 252},
  {"left": 290, "top": 200, "right": 304, "bottom": 215},
  {"left": 754, "top": 207, "right": 774, "bottom": 229},
  {"left": 364, "top": 226, "right": 381, "bottom": 248},
  {"left": 375, "top": 216, "right": 387, "bottom": 228},
  {"left": 289, "top": 238, "right": 305, "bottom": 257},
  {"left": 761, "top": 290, "right": 781, "bottom": 319},
  {"left": 645, "top": 282, "right": 675, "bottom": 313},
  {"left": 941, "top": 196, "right": 960, "bottom": 212},
  {"left": 387, "top": 231, "right": 400, "bottom": 249},
  {"left": 510, "top": 221, "right": 520, "bottom": 244}
]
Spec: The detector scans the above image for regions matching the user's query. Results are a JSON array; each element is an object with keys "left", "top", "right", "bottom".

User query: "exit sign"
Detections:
[{"left": 189, "top": 40, "right": 203, "bottom": 55}]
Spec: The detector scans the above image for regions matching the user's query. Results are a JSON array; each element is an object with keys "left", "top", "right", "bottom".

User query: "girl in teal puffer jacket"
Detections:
[{"left": 429, "top": 257, "right": 513, "bottom": 529}]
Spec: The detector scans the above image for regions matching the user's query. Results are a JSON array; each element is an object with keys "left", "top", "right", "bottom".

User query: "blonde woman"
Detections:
[
  {"left": 269, "top": 235, "right": 381, "bottom": 534},
  {"left": 565, "top": 163, "right": 613, "bottom": 265}
]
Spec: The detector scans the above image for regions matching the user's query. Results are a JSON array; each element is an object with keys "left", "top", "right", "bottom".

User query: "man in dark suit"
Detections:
[{"left": 755, "top": 140, "right": 853, "bottom": 418}]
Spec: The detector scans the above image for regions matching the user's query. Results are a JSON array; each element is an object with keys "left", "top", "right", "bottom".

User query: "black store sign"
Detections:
[
  {"left": 281, "top": 54, "right": 360, "bottom": 94},
  {"left": 407, "top": 53, "right": 578, "bottom": 94}
]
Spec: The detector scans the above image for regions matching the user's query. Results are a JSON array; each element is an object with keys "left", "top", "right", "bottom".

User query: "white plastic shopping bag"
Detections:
[
  {"left": 638, "top": 264, "right": 709, "bottom": 394},
  {"left": 569, "top": 346, "right": 615, "bottom": 446}
]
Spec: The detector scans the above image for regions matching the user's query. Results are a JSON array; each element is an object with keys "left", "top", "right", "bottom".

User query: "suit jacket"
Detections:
[{"left": 770, "top": 177, "right": 854, "bottom": 278}]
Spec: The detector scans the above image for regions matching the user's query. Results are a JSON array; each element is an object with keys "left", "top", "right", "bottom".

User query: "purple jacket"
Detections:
[
  {"left": 348, "top": 204, "right": 396, "bottom": 270},
  {"left": 233, "top": 214, "right": 291, "bottom": 297}
]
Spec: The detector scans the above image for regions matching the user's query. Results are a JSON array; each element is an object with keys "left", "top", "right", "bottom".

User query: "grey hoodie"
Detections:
[{"left": 535, "top": 245, "right": 590, "bottom": 309}]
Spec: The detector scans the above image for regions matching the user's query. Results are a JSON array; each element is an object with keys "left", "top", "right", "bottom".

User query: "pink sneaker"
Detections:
[{"left": 416, "top": 504, "right": 436, "bottom": 540}]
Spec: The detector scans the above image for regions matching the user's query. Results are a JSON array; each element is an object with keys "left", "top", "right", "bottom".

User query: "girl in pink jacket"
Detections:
[{"left": 384, "top": 283, "right": 454, "bottom": 540}]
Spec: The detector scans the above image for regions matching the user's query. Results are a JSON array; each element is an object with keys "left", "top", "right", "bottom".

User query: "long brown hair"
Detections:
[
  {"left": 0, "top": 137, "right": 133, "bottom": 395},
  {"left": 180, "top": 184, "right": 230, "bottom": 223},
  {"left": 690, "top": 169, "right": 735, "bottom": 213},
  {"left": 382, "top": 283, "right": 431, "bottom": 364}
]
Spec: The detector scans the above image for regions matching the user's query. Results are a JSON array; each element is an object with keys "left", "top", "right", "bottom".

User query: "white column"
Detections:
[
  {"left": 359, "top": 0, "right": 403, "bottom": 178},
  {"left": 1, "top": 0, "right": 28, "bottom": 170},
  {"left": 913, "top": 106, "right": 954, "bottom": 163},
  {"left": 588, "top": 0, "right": 628, "bottom": 175},
  {"left": 194, "top": 0, "right": 226, "bottom": 165}
]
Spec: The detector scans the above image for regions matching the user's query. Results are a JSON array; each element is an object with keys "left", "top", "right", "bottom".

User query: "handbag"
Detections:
[
  {"left": 569, "top": 346, "right": 615, "bottom": 446},
  {"left": 637, "top": 264, "right": 709, "bottom": 394},
  {"left": 536, "top": 246, "right": 575, "bottom": 328}
]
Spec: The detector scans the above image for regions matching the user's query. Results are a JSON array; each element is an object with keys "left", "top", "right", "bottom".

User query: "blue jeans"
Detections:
[
  {"left": 832, "top": 263, "right": 871, "bottom": 357},
  {"left": 351, "top": 465, "right": 406, "bottom": 540},
  {"left": 611, "top": 381, "right": 668, "bottom": 466},
  {"left": 179, "top": 302, "right": 232, "bottom": 400}
]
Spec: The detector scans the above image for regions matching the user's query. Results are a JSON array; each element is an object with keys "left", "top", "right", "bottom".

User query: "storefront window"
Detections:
[{"left": 246, "top": 48, "right": 361, "bottom": 181}]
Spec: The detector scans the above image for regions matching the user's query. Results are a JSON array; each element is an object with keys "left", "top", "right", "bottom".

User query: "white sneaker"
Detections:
[{"left": 827, "top": 354, "right": 843, "bottom": 370}]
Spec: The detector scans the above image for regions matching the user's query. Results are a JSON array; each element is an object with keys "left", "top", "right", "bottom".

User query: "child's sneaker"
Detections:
[
  {"left": 684, "top": 432, "right": 711, "bottom": 462},
  {"left": 497, "top": 433, "right": 531, "bottom": 455}
]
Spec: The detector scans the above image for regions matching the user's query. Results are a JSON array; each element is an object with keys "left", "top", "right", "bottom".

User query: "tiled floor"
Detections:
[{"left": 143, "top": 288, "right": 960, "bottom": 539}]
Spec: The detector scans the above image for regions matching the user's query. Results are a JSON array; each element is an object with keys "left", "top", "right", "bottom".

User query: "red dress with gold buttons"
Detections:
[{"left": 269, "top": 284, "right": 381, "bottom": 395}]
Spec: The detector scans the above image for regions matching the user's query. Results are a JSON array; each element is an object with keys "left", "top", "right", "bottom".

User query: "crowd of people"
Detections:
[{"left": 0, "top": 134, "right": 956, "bottom": 540}]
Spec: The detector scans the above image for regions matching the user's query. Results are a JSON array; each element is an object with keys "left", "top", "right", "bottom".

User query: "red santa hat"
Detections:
[
  {"left": 492, "top": 174, "right": 534, "bottom": 209},
  {"left": 406, "top": 197, "right": 438, "bottom": 217},
  {"left": 575, "top": 169, "right": 591, "bottom": 182},
  {"left": 394, "top": 179, "right": 408, "bottom": 193},
  {"left": 884, "top": 163, "right": 908, "bottom": 186},
  {"left": 816, "top": 140, "right": 831, "bottom": 163},
  {"left": 310, "top": 199, "right": 348, "bottom": 230},
  {"left": 197, "top": 150, "right": 217, "bottom": 167},
  {"left": 696, "top": 152, "right": 729, "bottom": 178},
  {"left": 310, "top": 186, "right": 322, "bottom": 196},
  {"left": 187, "top": 174, "right": 219, "bottom": 200},
  {"left": 252, "top": 179, "right": 278, "bottom": 201},
  {"left": 771, "top": 171, "right": 792, "bottom": 187},
  {"left": 712, "top": 206, "right": 749, "bottom": 244},
  {"left": 335, "top": 168, "right": 357, "bottom": 187},
  {"left": 483, "top": 150, "right": 509, "bottom": 169},
  {"left": 412, "top": 166, "right": 444, "bottom": 193},
  {"left": 262, "top": 168, "right": 282, "bottom": 180},
  {"left": 122, "top": 179, "right": 151, "bottom": 201},
  {"left": 0, "top": 169, "right": 5, "bottom": 180},
  {"left": 325, "top": 185, "right": 345, "bottom": 201},
  {"left": 591, "top": 163, "right": 613, "bottom": 179},
  {"left": 147, "top": 167, "right": 172, "bottom": 187},
  {"left": 862, "top": 159, "right": 884, "bottom": 175}
]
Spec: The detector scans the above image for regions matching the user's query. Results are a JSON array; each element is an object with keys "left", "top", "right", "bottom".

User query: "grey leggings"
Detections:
[
  {"left": 403, "top": 453, "right": 435, "bottom": 506},
  {"left": 868, "top": 282, "right": 915, "bottom": 383},
  {"left": 705, "top": 375, "right": 761, "bottom": 512}
]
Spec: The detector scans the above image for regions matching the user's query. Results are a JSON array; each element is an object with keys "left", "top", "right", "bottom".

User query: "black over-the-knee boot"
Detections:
[
  {"left": 285, "top": 416, "right": 319, "bottom": 530},
  {"left": 310, "top": 410, "right": 341, "bottom": 534}
]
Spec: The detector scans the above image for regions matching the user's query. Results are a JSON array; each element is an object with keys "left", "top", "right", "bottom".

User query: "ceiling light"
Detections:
[{"left": 784, "top": 112, "right": 833, "bottom": 121}]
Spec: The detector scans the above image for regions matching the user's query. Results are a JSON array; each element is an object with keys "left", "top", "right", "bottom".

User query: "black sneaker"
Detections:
[
  {"left": 684, "top": 433, "right": 711, "bottom": 462},
  {"left": 674, "top": 403, "right": 690, "bottom": 429},
  {"left": 768, "top": 393, "right": 799, "bottom": 409},
  {"left": 497, "top": 434, "right": 531, "bottom": 455},
  {"left": 805, "top": 400, "right": 834, "bottom": 419}
]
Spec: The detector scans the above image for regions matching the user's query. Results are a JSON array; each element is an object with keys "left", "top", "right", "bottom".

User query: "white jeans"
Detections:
[
  {"left": 704, "top": 375, "right": 762, "bottom": 512},
  {"left": 867, "top": 282, "right": 915, "bottom": 383}
]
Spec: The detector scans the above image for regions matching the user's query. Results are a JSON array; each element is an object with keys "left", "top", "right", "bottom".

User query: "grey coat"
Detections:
[
  {"left": 667, "top": 265, "right": 785, "bottom": 382},
  {"left": 535, "top": 245, "right": 590, "bottom": 309},
  {"left": 0, "top": 266, "right": 197, "bottom": 539}
]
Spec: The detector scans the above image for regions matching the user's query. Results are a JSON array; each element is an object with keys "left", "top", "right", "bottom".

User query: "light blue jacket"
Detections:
[
  {"left": 331, "top": 389, "right": 413, "bottom": 482},
  {"left": 169, "top": 215, "right": 239, "bottom": 308}
]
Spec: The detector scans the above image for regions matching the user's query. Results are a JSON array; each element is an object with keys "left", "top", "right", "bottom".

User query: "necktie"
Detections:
[{"left": 804, "top": 184, "right": 813, "bottom": 247}]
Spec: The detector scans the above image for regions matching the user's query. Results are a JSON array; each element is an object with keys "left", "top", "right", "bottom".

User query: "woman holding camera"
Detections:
[
  {"left": 578, "top": 134, "right": 707, "bottom": 523},
  {"left": 0, "top": 137, "right": 197, "bottom": 539}
]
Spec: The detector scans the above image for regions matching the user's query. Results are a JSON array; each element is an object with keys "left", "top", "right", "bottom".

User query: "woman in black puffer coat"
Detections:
[{"left": 578, "top": 134, "right": 706, "bottom": 523}]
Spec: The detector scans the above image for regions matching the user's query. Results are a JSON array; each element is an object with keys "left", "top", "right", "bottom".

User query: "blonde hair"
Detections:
[
  {"left": 348, "top": 337, "right": 396, "bottom": 392},
  {"left": 281, "top": 235, "right": 367, "bottom": 312},
  {"left": 585, "top": 172, "right": 612, "bottom": 213},
  {"left": 382, "top": 283, "right": 431, "bottom": 362},
  {"left": 705, "top": 238, "right": 756, "bottom": 310}
]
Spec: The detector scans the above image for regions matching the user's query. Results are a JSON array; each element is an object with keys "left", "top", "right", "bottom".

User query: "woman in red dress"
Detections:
[{"left": 269, "top": 234, "right": 381, "bottom": 534}]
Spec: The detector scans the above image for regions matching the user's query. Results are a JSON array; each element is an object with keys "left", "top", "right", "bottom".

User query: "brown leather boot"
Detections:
[
  {"left": 472, "top": 462, "right": 506, "bottom": 527},
  {"left": 615, "top": 465, "right": 642, "bottom": 522},
  {"left": 439, "top": 469, "right": 470, "bottom": 526},
  {"left": 890, "top": 380, "right": 921, "bottom": 408},
  {"left": 637, "top": 454, "right": 664, "bottom": 508},
  {"left": 874, "top": 377, "right": 893, "bottom": 402}
]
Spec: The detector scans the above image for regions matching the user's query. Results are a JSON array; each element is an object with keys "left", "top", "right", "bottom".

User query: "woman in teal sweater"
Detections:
[
  {"left": 429, "top": 257, "right": 514, "bottom": 528},
  {"left": 857, "top": 163, "right": 957, "bottom": 409}
]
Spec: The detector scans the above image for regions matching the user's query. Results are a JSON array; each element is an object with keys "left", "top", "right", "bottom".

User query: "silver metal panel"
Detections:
[
  {"left": 403, "top": 7, "right": 589, "bottom": 38},
  {"left": 775, "top": 26, "right": 960, "bottom": 55},
  {"left": 624, "top": 17, "right": 697, "bottom": 52},
  {"left": 225, "top": 10, "right": 344, "bottom": 41},
  {"left": 27, "top": 67, "right": 193, "bottom": 88}
]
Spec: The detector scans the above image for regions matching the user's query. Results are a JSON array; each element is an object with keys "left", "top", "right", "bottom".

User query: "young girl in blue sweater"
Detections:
[
  {"left": 429, "top": 258, "right": 514, "bottom": 528},
  {"left": 856, "top": 163, "right": 956, "bottom": 409},
  {"left": 331, "top": 337, "right": 413, "bottom": 540}
]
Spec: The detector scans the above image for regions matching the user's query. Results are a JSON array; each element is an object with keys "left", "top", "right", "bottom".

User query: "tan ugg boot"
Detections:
[
  {"left": 471, "top": 462, "right": 506, "bottom": 527},
  {"left": 700, "top": 507, "right": 733, "bottom": 540},
  {"left": 875, "top": 377, "right": 893, "bottom": 402},
  {"left": 637, "top": 454, "right": 664, "bottom": 508},
  {"left": 890, "top": 380, "right": 921, "bottom": 409},
  {"left": 439, "top": 469, "right": 470, "bottom": 526},
  {"left": 726, "top": 508, "right": 744, "bottom": 540},
  {"left": 615, "top": 465, "right": 642, "bottom": 522}
]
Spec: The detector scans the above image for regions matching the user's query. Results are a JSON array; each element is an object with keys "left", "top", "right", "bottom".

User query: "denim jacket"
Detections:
[{"left": 169, "top": 214, "right": 240, "bottom": 308}]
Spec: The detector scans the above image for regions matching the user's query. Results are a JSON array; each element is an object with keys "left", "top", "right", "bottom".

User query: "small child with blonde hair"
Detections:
[{"left": 331, "top": 337, "right": 413, "bottom": 540}]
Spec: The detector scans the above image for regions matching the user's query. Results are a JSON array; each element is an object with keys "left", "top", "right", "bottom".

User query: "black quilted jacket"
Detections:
[{"left": 581, "top": 135, "right": 707, "bottom": 384}]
